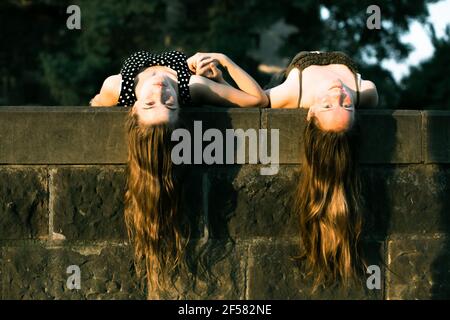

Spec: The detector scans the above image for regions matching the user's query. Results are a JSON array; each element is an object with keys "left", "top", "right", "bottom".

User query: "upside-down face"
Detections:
[
  {"left": 132, "top": 71, "right": 180, "bottom": 126},
  {"left": 307, "top": 79, "right": 355, "bottom": 132}
]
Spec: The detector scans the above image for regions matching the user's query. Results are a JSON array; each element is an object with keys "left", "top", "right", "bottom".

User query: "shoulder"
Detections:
[
  {"left": 361, "top": 79, "right": 377, "bottom": 91},
  {"left": 103, "top": 74, "right": 122, "bottom": 92},
  {"left": 90, "top": 74, "right": 121, "bottom": 107},
  {"left": 359, "top": 79, "right": 378, "bottom": 108}
]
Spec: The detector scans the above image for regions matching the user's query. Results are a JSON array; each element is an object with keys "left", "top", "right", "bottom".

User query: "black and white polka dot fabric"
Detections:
[{"left": 117, "top": 51, "right": 193, "bottom": 107}]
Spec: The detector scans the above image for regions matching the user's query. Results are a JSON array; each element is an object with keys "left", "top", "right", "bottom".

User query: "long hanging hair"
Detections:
[
  {"left": 124, "top": 109, "right": 188, "bottom": 298},
  {"left": 293, "top": 116, "right": 364, "bottom": 289}
]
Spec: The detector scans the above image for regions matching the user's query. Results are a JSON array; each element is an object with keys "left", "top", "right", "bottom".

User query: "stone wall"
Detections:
[{"left": 0, "top": 106, "right": 449, "bottom": 300}]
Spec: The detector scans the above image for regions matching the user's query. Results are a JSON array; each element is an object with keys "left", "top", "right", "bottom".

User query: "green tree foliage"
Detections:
[
  {"left": 0, "top": 0, "right": 444, "bottom": 107},
  {"left": 399, "top": 26, "right": 450, "bottom": 109}
]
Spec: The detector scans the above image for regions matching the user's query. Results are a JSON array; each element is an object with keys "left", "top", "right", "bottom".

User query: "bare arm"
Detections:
[
  {"left": 188, "top": 53, "right": 268, "bottom": 108},
  {"left": 90, "top": 75, "right": 121, "bottom": 107},
  {"left": 190, "top": 75, "right": 267, "bottom": 108}
]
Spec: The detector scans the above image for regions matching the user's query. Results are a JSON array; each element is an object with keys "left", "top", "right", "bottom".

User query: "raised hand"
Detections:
[{"left": 187, "top": 53, "right": 225, "bottom": 83}]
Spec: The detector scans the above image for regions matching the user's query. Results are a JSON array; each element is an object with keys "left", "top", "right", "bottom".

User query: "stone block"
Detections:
[
  {"left": 180, "top": 107, "right": 262, "bottom": 164},
  {"left": 247, "top": 240, "right": 384, "bottom": 299},
  {"left": 1, "top": 243, "right": 144, "bottom": 299},
  {"left": 158, "top": 240, "right": 247, "bottom": 299},
  {"left": 262, "top": 109, "right": 305, "bottom": 165},
  {"left": 357, "top": 110, "right": 422, "bottom": 164},
  {"left": 51, "top": 165, "right": 207, "bottom": 241},
  {"left": 386, "top": 236, "right": 450, "bottom": 299},
  {"left": 207, "top": 165, "right": 299, "bottom": 240},
  {"left": 51, "top": 166, "right": 128, "bottom": 240},
  {"left": 423, "top": 111, "right": 450, "bottom": 163},
  {"left": 0, "top": 167, "right": 48, "bottom": 239},
  {"left": 361, "top": 165, "right": 450, "bottom": 237},
  {"left": 0, "top": 107, "right": 128, "bottom": 164},
  {"left": 0, "top": 239, "right": 247, "bottom": 300},
  {"left": 262, "top": 109, "right": 422, "bottom": 164}
]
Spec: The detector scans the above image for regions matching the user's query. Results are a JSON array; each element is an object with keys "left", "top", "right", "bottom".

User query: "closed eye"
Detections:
[
  {"left": 165, "top": 103, "right": 177, "bottom": 110},
  {"left": 165, "top": 96, "right": 177, "bottom": 109},
  {"left": 143, "top": 101, "right": 155, "bottom": 108}
]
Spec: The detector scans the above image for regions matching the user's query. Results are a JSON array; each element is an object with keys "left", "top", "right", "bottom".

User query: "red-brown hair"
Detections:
[
  {"left": 293, "top": 117, "right": 364, "bottom": 289},
  {"left": 124, "top": 110, "right": 188, "bottom": 298}
]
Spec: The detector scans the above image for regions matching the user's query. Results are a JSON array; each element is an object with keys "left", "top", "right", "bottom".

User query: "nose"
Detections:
[
  {"left": 152, "top": 86, "right": 167, "bottom": 104},
  {"left": 329, "top": 87, "right": 351, "bottom": 107}
]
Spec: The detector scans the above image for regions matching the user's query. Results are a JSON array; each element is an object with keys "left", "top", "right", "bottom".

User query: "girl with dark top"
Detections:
[
  {"left": 91, "top": 51, "right": 268, "bottom": 298},
  {"left": 266, "top": 51, "right": 378, "bottom": 289}
]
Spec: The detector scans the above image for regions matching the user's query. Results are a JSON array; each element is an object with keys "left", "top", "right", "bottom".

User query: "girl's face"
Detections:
[
  {"left": 307, "top": 79, "right": 355, "bottom": 132},
  {"left": 132, "top": 72, "right": 179, "bottom": 125}
]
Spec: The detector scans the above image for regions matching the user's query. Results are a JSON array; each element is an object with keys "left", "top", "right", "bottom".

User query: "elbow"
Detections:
[
  {"left": 90, "top": 94, "right": 111, "bottom": 107},
  {"left": 249, "top": 94, "right": 269, "bottom": 108},
  {"left": 260, "top": 93, "right": 270, "bottom": 108},
  {"left": 90, "top": 94, "right": 101, "bottom": 107}
]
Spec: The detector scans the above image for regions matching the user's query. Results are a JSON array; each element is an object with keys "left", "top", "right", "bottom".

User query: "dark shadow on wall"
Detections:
[
  {"left": 429, "top": 111, "right": 450, "bottom": 299},
  {"left": 161, "top": 107, "right": 241, "bottom": 299},
  {"left": 358, "top": 110, "right": 397, "bottom": 298}
]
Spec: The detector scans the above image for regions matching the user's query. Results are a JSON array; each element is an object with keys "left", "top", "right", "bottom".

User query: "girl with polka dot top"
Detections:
[
  {"left": 90, "top": 51, "right": 268, "bottom": 126},
  {"left": 90, "top": 50, "right": 268, "bottom": 299}
]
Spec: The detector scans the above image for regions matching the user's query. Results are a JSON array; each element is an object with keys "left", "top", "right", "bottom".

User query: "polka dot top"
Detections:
[{"left": 117, "top": 51, "right": 193, "bottom": 107}]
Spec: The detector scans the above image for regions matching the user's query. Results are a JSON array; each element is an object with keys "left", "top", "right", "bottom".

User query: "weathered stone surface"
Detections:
[
  {"left": 207, "top": 165, "right": 299, "bottom": 240},
  {"left": 0, "top": 240, "right": 245, "bottom": 300},
  {"left": 262, "top": 109, "right": 306, "bottom": 165},
  {"left": 179, "top": 166, "right": 207, "bottom": 240},
  {"left": 0, "top": 247, "right": 3, "bottom": 299},
  {"left": 181, "top": 107, "right": 262, "bottom": 164},
  {"left": 183, "top": 106, "right": 261, "bottom": 132},
  {"left": 52, "top": 166, "right": 127, "bottom": 240},
  {"left": 0, "top": 107, "right": 128, "bottom": 164},
  {"left": 387, "top": 236, "right": 450, "bottom": 299},
  {"left": 51, "top": 165, "right": 206, "bottom": 241},
  {"left": 361, "top": 165, "right": 450, "bottom": 237},
  {"left": 247, "top": 240, "right": 384, "bottom": 299},
  {"left": 1, "top": 243, "right": 145, "bottom": 300},
  {"left": 157, "top": 240, "right": 247, "bottom": 299},
  {"left": 262, "top": 109, "right": 423, "bottom": 164},
  {"left": 0, "top": 167, "right": 48, "bottom": 239},
  {"left": 357, "top": 110, "right": 422, "bottom": 164},
  {"left": 0, "top": 107, "right": 429, "bottom": 165},
  {"left": 2, "top": 107, "right": 450, "bottom": 300},
  {"left": 5, "top": 163, "right": 446, "bottom": 243},
  {"left": 424, "top": 111, "right": 450, "bottom": 163},
  {"left": 206, "top": 164, "right": 450, "bottom": 240}
]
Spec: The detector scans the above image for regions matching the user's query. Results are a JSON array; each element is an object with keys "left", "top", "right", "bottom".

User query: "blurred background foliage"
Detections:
[{"left": 0, "top": 0, "right": 448, "bottom": 108}]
